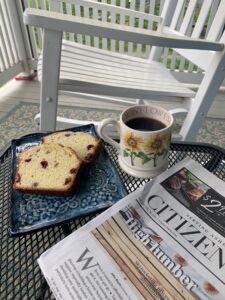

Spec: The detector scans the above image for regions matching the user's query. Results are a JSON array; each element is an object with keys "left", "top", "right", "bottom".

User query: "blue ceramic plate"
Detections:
[{"left": 10, "top": 124, "right": 127, "bottom": 236}]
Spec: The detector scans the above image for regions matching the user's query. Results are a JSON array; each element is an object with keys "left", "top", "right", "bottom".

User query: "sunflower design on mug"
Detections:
[
  {"left": 123, "top": 132, "right": 170, "bottom": 167},
  {"left": 144, "top": 133, "right": 170, "bottom": 167},
  {"left": 123, "top": 132, "right": 143, "bottom": 166}
]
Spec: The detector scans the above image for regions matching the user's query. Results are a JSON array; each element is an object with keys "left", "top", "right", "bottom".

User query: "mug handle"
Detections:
[{"left": 98, "top": 118, "right": 120, "bottom": 151}]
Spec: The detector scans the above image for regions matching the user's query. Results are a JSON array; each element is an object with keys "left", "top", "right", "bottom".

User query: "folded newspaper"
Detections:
[{"left": 38, "top": 158, "right": 225, "bottom": 299}]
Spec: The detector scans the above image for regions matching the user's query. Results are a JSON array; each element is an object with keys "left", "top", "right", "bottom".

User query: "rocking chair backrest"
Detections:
[
  {"left": 49, "top": 0, "right": 164, "bottom": 57},
  {"left": 48, "top": 0, "right": 225, "bottom": 71},
  {"left": 157, "top": 0, "right": 225, "bottom": 71}
]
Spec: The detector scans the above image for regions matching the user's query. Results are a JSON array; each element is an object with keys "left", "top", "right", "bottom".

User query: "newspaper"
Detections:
[{"left": 38, "top": 158, "right": 225, "bottom": 299}]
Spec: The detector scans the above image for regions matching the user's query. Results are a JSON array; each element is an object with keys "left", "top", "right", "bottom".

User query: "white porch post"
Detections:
[
  {"left": 40, "top": 29, "right": 62, "bottom": 131},
  {"left": 6, "top": 0, "right": 31, "bottom": 74}
]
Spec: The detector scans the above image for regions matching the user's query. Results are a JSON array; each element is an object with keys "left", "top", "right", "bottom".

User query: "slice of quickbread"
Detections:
[
  {"left": 13, "top": 143, "right": 82, "bottom": 195},
  {"left": 41, "top": 131, "right": 101, "bottom": 163}
]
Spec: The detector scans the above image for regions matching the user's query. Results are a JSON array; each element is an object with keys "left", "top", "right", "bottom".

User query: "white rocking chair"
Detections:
[{"left": 23, "top": 0, "right": 225, "bottom": 141}]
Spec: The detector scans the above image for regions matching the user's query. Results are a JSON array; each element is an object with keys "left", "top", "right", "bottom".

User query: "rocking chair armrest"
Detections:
[{"left": 24, "top": 8, "right": 224, "bottom": 51}]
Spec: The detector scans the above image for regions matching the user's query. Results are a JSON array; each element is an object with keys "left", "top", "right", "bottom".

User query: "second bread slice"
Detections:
[{"left": 41, "top": 131, "right": 101, "bottom": 163}]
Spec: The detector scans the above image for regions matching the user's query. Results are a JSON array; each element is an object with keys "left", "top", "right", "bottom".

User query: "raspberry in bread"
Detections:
[
  {"left": 13, "top": 143, "right": 82, "bottom": 195},
  {"left": 41, "top": 131, "right": 101, "bottom": 163}
]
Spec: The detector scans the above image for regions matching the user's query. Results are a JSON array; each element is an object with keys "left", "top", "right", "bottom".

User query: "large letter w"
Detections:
[{"left": 76, "top": 248, "right": 99, "bottom": 271}]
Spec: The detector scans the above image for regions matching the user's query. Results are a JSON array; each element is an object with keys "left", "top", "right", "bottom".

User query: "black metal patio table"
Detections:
[{"left": 1, "top": 141, "right": 225, "bottom": 299}]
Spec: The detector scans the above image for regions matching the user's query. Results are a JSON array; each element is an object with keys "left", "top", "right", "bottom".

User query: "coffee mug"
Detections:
[{"left": 98, "top": 105, "right": 174, "bottom": 178}]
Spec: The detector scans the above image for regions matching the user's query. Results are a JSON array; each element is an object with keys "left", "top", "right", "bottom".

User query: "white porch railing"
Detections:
[
  {"left": 0, "top": 0, "right": 222, "bottom": 86},
  {"left": 0, "top": 0, "right": 32, "bottom": 85}
]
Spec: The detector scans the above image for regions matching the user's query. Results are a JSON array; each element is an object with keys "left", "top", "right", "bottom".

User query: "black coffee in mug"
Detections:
[{"left": 126, "top": 117, "right": 166, "bottom": 131}]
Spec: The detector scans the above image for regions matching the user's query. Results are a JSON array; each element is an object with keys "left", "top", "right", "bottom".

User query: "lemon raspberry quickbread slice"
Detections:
[
  {"left": 13, "top": 143, "right": 82, "bottom": 195},
  {"left": 41, "top": 131, "right": 101, "bottom": 164}
]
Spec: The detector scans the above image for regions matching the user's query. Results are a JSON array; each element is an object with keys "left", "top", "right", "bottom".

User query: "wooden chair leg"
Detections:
[
  {"left": 180, "top": 49, "right": 225, "bottom": 141},
  {"left": 40, "top": 29, "right": 62, "bottom": 131}
]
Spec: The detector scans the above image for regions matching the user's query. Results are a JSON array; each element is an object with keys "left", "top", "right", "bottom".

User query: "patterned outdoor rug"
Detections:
[
  {"left": 0, "top": 101, "right": 120, "bottom": 151},
  {"left": 1, "top": 101, "right": 225, "bottom": 151}
]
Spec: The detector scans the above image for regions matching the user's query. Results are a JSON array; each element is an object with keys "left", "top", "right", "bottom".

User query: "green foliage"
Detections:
[{"left": 123, "top": 149, "right": 130, "bottom": 157}]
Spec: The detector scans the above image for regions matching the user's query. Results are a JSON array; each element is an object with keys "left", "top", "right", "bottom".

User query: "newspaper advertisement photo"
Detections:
[
  {"left": 161, "top": 168, "right": 225, "bottom": 236},
  {"left": 38, "top": 158, "right": 225, "bottom": 299}
]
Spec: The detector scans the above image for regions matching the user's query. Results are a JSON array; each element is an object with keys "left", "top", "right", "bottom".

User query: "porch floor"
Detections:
[
  {"left": 0, "top": 78, "right": 128, "bottom": 120},
  {"left": 0, "top": 77, "right": 225, "bottom": 120}
]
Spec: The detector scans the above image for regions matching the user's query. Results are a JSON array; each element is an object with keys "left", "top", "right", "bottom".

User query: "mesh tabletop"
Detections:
[{"left": 1, "top": 141, "right": 225, "bottom": 299}]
